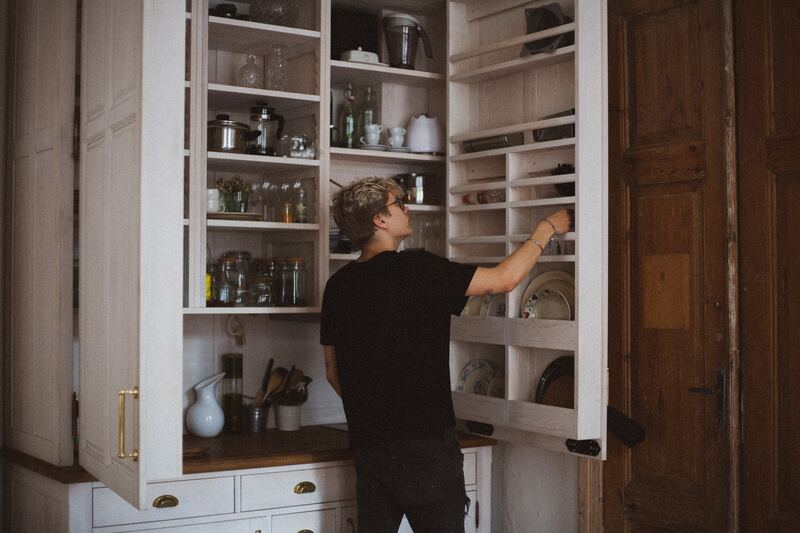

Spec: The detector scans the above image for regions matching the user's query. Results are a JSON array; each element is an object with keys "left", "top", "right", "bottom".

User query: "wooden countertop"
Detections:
[
  {"left": 183, "top": 425, "right": 496, "bottom": 474},
  {"left": 3, "top": 426, "right": 496, "bottom": 482}
]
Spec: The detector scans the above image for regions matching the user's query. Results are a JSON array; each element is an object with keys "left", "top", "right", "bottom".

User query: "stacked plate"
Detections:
[
  {"left": 519, "top": 271, "right": 574, "bottom": 320},
  {"left": 456, "top": 359, "right": 504, "bottom": 398},
  {"left": 461, "top": 294, "right": 506, "bottom": 317}
]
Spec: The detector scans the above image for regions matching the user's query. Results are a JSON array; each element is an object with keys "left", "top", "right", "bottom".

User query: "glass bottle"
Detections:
[
  {"left": 338, "top": 82, "right": 356, "bottom": 149},
  {"left": 236, "top": 52, "right": 263, "bottom": 88},
  {"left": 294, "top": 181, "right": 308, "bottom": 223},
  {"left": 358, "top": 86, "right": 376, "bottom": 140},
  {"left": 281, "top": 258, "right": 306, "bottom": 306},
  {"left": 265, "top": 45, "right": 287, "bottom": 91},
  {"left": 221, "top": 353, "right": 244, "bottom": 433}
]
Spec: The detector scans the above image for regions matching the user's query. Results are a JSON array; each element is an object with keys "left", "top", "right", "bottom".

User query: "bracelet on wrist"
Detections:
[
  {"left": 525, "top": 237, "right": 545, "bottom": 252},
  {"left": 540, "top": 218, "right": 557, "bottom": 237}
]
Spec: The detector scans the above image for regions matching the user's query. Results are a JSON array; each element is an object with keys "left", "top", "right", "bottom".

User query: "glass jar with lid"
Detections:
[{"left": 217, "top": 257, "right": 237, "bottom": 306}]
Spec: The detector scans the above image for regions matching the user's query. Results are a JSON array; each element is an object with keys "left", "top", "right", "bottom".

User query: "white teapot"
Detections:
[{"left": 406, "top": 114, "right": 444, "bottom": 154}]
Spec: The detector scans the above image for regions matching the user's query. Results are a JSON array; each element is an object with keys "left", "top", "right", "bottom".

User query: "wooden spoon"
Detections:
[
  {"left": 252, "top": 358, "right": 274, "bottom": 407},
  {"left": 262, "top": 367, "right": 287, "bottom": 405}
]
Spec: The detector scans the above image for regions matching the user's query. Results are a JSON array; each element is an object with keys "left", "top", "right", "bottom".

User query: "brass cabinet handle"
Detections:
[
  {"left": 293, "top": 481, "right": 317, "bottom": 494},
  {"left": 152, "top": 494, "right": 179, "bottom": 508},
  {"left": 117, "top": 387, "right": 139, "bottom": 461},
  {"left": 297, "top": 530, "right": 314, "bottom": 533}
]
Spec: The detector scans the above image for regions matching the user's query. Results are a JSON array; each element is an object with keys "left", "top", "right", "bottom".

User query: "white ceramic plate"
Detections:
[
  {"left": 386, "top": 147, "right": 411, "bottom": 152},
  {"left": 481, "top": 294, "right": 506, "bottom": 317},
  {"left": 461, "top": 295, "right": 483, "bottom": 317},
  {"left": 487, "top": 374, "right": 505, "bottom": 398},
  {"left": 359, "top": 144, "right": 387, "bottom": 151},
  {"left": 456, "top": 359, "right": 496, "bottom": 395},
  {"left": 519, "top": 270, "right": 575, "bottom": 319},
  {"left": 524, "top": 287, "right": 571, "bottom": 320}
]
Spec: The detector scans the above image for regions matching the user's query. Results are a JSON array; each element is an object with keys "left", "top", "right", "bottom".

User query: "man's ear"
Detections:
[{"left": 372, "top": 213, "right": 386, "bottom": 228}]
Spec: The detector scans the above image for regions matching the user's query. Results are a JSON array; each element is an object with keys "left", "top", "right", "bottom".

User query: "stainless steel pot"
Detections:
[{"left": 208, "top": 114, "right": 260, "bottom": 153}]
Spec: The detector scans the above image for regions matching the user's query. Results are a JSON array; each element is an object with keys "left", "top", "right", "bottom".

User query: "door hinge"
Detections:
[
  {"left": 565, "top": 439, "right": 601, "bottom": 457},
  {"left": 688, "top": 369, "right": 726, "bottom": 430},
  {"left": 475, "top": 499, "right": 479, "bottom": 529}
]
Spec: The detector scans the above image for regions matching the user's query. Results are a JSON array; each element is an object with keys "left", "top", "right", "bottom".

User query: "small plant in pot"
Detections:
[{"left": 217, "top": 175, "right": 253, "bottom": 213}]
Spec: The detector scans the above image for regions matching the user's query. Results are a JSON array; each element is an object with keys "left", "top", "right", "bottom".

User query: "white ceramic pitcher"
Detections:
[{"left": 186, "top": 371, "right": 226, "bottom": 437}]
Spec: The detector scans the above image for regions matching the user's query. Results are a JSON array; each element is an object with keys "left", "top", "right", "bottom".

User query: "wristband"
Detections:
[
  {"left": 541, "top": 218, "right": 557, "bottom": 237},
  {"left": 526, "top": 237, "right": 545, "bottom": 252}
]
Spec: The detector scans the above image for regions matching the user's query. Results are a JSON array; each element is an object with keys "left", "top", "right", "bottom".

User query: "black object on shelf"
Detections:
[
  {"left": 463, "top": 133, "right": 524, "bottom": 153},
  {"left": 521, "top": 3, "right": 575, "bottom": 56},
  {"left": 551, "top": 163, "right": 576, "bottom": 196},
  {"left": 533, "top": 108, "right": 575, "bottom": 142}
]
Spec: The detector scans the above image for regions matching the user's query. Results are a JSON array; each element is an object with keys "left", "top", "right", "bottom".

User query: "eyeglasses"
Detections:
[{"left": 384, "top": 197, "right": 406, "bottom": 211}]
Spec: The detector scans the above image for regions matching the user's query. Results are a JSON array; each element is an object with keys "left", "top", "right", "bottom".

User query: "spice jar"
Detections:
[{"left": 221, "top": 353, "right": 244, "bottom": 433}]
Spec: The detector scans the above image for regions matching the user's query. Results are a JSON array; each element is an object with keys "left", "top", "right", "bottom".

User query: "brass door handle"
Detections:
[
  {"left": 293, "top": 481, "right": 316, "bottom": 494},
  {"left": 297, "top": 530, "right": 314, "bottom": 533},
  {"left": 117, "top": 387, "right": 139, "bottom": 461},
  {"left": 153, "top": 494, "right": 179, "bottom": 508}
]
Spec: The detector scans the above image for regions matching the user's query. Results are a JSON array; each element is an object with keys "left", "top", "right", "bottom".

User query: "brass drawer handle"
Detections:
[
  {"left": 297, "top": 530, "right": 314, "bottom": 533},
  {"left": 293, "top": 481, "right": 316, "bottom": 494},
  {"left": 152, "top": 494, "right": 179, "bottom": 508}
]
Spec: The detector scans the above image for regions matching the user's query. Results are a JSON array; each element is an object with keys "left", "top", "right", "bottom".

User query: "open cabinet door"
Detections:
[{"left": 78, "top": 0, "right": 184, "bottom": 509}]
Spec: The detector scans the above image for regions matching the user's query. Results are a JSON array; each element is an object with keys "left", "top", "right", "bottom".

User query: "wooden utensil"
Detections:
[
  {"left": 252, "top": 358, "right": 274, "bottom": 407},
  {"left": 262, "top": 367, "right": 287, "bottom": 404}
]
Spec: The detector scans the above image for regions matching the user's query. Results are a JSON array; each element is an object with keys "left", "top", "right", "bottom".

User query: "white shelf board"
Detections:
[
  {"left": 207, "top": 220, "right": 319, "bottom": 232},
  {"left": 508, "top": 197, "right": 575, "bottom": 209},
  {"left": 450, "top": 115, "right": 575, "bottom": 144},
  {"left": 207, "top": 151, "right": 320, "bottom": 173},
  {"left": 330, "top": 253, "right": 359, "bottom": 261},
  {"left": 449, "top": 22, "right": 576, "bottom": 63},
  {"left": 184, "top": 306, "right": 320, "bottom": 315},
  {"left": 452, "top": 392, "right": 509, "bottom": 421},
  {"left": 450, "top": 316, "right": 506, "bottom": 345},
  {"left": 508, "top": 318, "right": 576, "bottom": 351},
  {"left": 510, "top": 174, "right": 576, "bottom": 188},
  {"left": 449, "top": 138, "right": 575, "bottom": 162},
  {"left": 208, "top": 84, "right": 320, "bottom": 111},
  {"left": 507, "top": 401, "right": 577, "bottom": 439},
  {"left": 449, "top": 235, "right": 506, "bottom": 245},
  {"left": 450, "top": 45, "right": 575, "bottom": 84},
  {"left": 330, "top": 60, "right": 445, "bottom": 88},
  {"left": 449, "top": 203, "right": 506, "bottom": 213},
  {"left": 208, "top": 16, "right": 320, "bottom": 58},
  {"left": 450, "top": 180, "right": 507, "bottom": 194},
  {"left": 408, "top": 204, "right": 444, "bottom": 212},
  {"left": 537, "top": 255, "right": 576, "bottom": 263},
  {"left": 329, "top": 147, "right": 445, "bottom": 164}
]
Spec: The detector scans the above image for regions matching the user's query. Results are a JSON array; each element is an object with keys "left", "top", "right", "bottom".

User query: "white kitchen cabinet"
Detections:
[{"left": 5, "top": 0, "right": 604, "bottom": 524}]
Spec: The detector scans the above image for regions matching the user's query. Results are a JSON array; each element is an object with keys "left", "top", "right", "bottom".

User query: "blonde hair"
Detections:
[{"left": 331, "top": 177, "right": 404, "bottom": 246}]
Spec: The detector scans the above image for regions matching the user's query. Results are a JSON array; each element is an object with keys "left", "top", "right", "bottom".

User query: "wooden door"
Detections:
[
  {"left": 604, "top": 0, "right": 731, "bottom": 530},
  {"left": 78, "top": 0, "right": 184, "bottom": 509},
  {"left": 736, "top": 1, "right": 800, "bottom": 531},
  {"left": 4, "top": 0, "right": 75, "bottom": 466}
]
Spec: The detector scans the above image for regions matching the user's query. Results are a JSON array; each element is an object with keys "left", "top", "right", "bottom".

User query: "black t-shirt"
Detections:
[{"left": 320, "top": 250, "right": 477, "bottom": 449}]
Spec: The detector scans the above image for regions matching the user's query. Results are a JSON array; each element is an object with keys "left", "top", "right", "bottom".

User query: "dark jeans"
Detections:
[{"left": 354, "top": 429, "right": 470, "bottom": 533}]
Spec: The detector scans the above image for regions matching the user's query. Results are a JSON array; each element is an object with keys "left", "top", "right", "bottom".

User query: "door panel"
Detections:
[
  {"left": 78, "top": 0, "right": 184, "bottom": 509},
  {"left": 605, "top": 0, "right": 730, "bottom": 530},
  {"left": 737, "top": 1, "right": 800, "bottom": 531},
  {"left": 5, "top": 0, "right": 75, "bottom": 466}
]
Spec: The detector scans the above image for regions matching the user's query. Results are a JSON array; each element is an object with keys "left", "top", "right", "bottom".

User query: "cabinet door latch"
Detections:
[{"left": 565, "top": 439, "right": 601, "bottom": 456}]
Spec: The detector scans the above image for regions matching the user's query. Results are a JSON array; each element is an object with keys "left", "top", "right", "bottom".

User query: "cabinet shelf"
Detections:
[
  {"left": 449, "top": 235, "right": 506, "bottom": 245},
  {"left": 207, "top": 151, "right": 320, "bottom": 173},
  {"left": 449, "top": 115, "right": 576, "bottom": 144},
  {"left": 450, "top": 46, "right": 575, "bottom": 84},
  {"left": 508, "top": 197, "right": 575, "bottom": 209},
  {"left": 450, "top": 316, "right": 506, "bottom": 345},
  {"left": 449, "top": 203, "right": 506, "bottom": 213},
  {"left": 449, "top": 22, "right": 575, "bottom": 64},
  {"left": 330, "top": 252, "right": 359, "bottom": 261},
  {"left": 449, "top": 138, "right": 575, "bottom": 162},
  {"left": 207, "top": 220, "right": 320, "bottom": 232},
  {"left": 507, "top": 401, "right": 576, "bottom": 438},
  {"left": 508, "top": 318, "right": 576, "bottom": 351},
  {"left": 329, "top": 147, "right": 445, "bottom": 164},
  {"left": 184, "top": 306, "right": 320, "bottom": 315},
  {"left": 509, "top": 232, "right": 576, "bottom": 242},
  {"left": 208, "top": 16, "right": 320, "bottom": 58},
  {"left": 207, "top": 83, "right": 320, "bottom": 111},
  {"left": 448, "top": 256, "right": 504, "bottom": 264},
  {"left": 510, "top": 174, "right": 576, "bottom": 188},
  {"left": 330, "top": 60, "right": 445, "bottom": 88},
  {"left": 450, "top": 180, "right": 507, "bottom": 194},
  {"left": 408, "top": 204, "right": 444, "bottom": 212}
]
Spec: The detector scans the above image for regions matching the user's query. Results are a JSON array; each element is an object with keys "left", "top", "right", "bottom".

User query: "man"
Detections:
[{"left": 321, "top": 177, "right": 572, "bottom": 532}]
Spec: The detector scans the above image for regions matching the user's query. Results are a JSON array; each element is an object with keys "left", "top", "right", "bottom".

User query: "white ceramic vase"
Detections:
[
  {"left": 275, "top": 404, "right": 301, "bottom": 431},
  {"left": 186, "top": 372, "right": 226, "bottom": 437}
]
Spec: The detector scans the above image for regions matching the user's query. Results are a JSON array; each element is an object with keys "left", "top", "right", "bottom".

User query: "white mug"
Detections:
[
  {"left": 387, "top": 126, "right": 405, "bottom": 137},
  {"left": 207, "top": 188, "right": 225, "bottom": 213},
  {"left": 388, "top": 135, "right": 405, "bottom": 148},
  {"left": 364, "top": 123, "right": 383, "bottom": 134},
  {"left": 361, "top": 133, "right": 381, "bottom": 146}
]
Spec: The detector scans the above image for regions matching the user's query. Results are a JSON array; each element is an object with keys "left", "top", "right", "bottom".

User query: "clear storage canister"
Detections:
[{"left": 281, "top": 257, "right": 306, "bottom": 306}]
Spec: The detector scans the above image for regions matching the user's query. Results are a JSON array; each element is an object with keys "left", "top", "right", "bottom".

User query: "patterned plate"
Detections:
[{"left": 456, "top": 359, "right": 496, "bottom": 395}]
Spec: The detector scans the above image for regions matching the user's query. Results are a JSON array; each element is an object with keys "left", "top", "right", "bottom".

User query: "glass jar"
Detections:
[
  {"left": 217, "top": 257, "right": 237, "bottom": 306},
  {"left": 236, "top": 52, "right": 263, "bottom": 88},
  {"left": 281, "top": 258, "right": 306, "bottom": 306},
  {"left": 250, "top": 0, "right": 299, "bottom": 26},
  {"left": 221, "top": 353, "right": 244, "bottom": 433},
  {"left": 265, "top": 44, "right": 288, "bottom": 91},
  {"left": 229, "top": 251, "right": 251, "bottom": 307}
]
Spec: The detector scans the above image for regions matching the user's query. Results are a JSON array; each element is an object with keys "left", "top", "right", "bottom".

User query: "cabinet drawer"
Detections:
[
  {"left": 92, "top": 476, "right": 234, "bottom": 527},
  {"left": 241, "top": 466, "right": 356, "bottom": 511},
  {"left": 271, "top": 508, "right": 336, "bottom": 533}
]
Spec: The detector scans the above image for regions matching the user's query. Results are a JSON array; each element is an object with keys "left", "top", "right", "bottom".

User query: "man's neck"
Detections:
[{"left": 357, "top": 237, "right": 398, "bottom": 262}]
